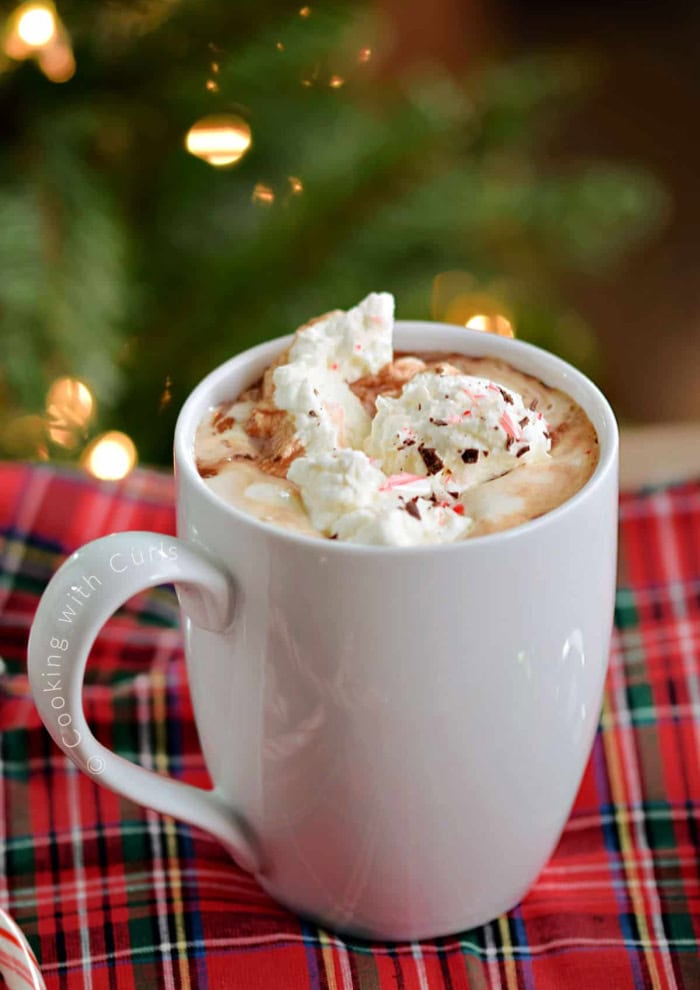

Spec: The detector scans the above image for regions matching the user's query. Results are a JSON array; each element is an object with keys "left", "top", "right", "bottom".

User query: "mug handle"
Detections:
[{"left": 27, "top": 531, "right": 260, "bottom": 875}]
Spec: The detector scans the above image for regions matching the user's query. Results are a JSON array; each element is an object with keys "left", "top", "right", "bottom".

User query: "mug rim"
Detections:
[{"left": 174, "top": 320, "right": 619, "bottom": 555}]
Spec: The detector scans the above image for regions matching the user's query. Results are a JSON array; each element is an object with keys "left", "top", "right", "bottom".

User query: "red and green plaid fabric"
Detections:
[{"left": 0, "top": 462, "right": 698, "bottom": 989}]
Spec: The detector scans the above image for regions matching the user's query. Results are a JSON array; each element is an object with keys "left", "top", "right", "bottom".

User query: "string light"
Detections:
[
  {"left": 82, "top": 431, "right": 137, "bottom": 481},
  {"left": 45, "top": 377, "right": 94, "bottom": 446},
  {"left": 300, "top": 63, "right": 319, "bottom": 87},
  {"left": 16, "top": 2, "right": 55, "bottom": 47},
  {"left": 38, "top": 38, "right": 74, "bottom": 82},
  {"left": 299, "top": 6, "right": 311, "bottom": 17},
  {"left": 465, "top": 313, "right": 515, "bottom": 338},
  {"left": 4, "top": 1, "right": 73, "bottom": 81},
  {"left": 328, "top": 75, "right": 344, "bottom": 89},
  {"left": 288, "top": 176, "right": 303, "bottom": 194},
  {"left": 205, "top": 79, "right": 219, "bottom": 92},
  {"left": 358, "top": 47, "right": 372, "bottom": 63},
  {"left": 252, "top": 182, "right": 275, "bottom": 205},
  {"left": 276, "top": 41, "right": 285, "bottom": 51},
  {"left": 185, "top": 114, "right": 252, "bottom": 167},
  {"left": 158, "top": 375, "right": 173, "bottom": 413}
]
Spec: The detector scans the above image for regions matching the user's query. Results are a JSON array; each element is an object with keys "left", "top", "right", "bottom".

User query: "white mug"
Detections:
[{"left": 28, "top": 322, "right": 618, "bottom": 941}]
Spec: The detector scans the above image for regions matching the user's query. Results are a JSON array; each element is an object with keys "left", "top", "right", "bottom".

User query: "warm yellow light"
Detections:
[
  {"left": 328, "top": 75, "right": 344, "bottom": 88},
  {"left": 465, "top": 314, "right": 488, "bottom": 331},
  {"left": 358, "top": 47, "right": 372, "bottom": 63},
  {"left": 205, "top": 79, "right": 219, "bottom": 92},
  {"left": 185, "top": 114, "right": 252, "bottom": 167},
  {"left": 46, "top": 377, "right": 94, "bottom": 423},
  {"left": 288, "top": 175, "right": 303, "bottom": 194},
  {"left": 46, "top": 377, "right": 94, "bottom": 444},
  {"left": 276, "top": 41, "right": 285, "bottom": 51},
  {"left": 16, "top": 3, "right": 56, "bottom": 48},
  {"left": 299, "top": 6, "right": 311, "bottom": 16},
  {"left": 465, "top": 313, "right": 515, "bottom": 338},
  {"left": 38, "top": 39, "right": 75, "bottom": 82},
  {"left": 252, "top": 182, "right": 275, "bottom": 205},
  {"left": 82, "top": 431, "right": 137, "bottom": 481}
]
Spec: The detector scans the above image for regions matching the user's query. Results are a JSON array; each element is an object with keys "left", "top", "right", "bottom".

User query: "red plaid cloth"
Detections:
[{"left": 0, "top": 462, "right": 698, "bottom": 989}]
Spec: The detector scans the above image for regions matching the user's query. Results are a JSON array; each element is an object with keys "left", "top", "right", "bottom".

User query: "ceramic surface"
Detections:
[{"left": 28, "top": 322, "right": 619, "bottom": 940}]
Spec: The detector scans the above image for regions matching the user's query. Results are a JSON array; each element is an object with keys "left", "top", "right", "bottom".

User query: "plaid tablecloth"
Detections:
[{"left": 0, "top": 462, "right": 698, "bottom": 989}]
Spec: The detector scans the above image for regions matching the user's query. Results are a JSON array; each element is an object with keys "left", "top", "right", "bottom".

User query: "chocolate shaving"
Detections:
[
  {"left": 400, "top": 438, "right": 416, "bottom": 449},
  {"left": 403, "top": 498, "right": 421, "bottom": 520},
  {"left": 308, "top": 410, "right": 318, "bottom": 417},
  {"left": 418, "top": 444, "right": 444, "bottom": 475},
  {"left": 529, "top": 399, "right": 538, "bottom": 411},
  {"left": 498, "top": 387, "right": 514, "bottom": 405},
  {"left": 516, "top": 445, "right": 530, "bottom": 458},
  {"left": 429, "top": 418, "right": 448, "bottom": 427},
  {"left": 518, "top": 417, "right": 528, "bottom": 429},
  {"left": 505, "top": 435, "right": 514, "bottom": 450},
  {"left": 461, "top": 448, "right": 479, "bottom": 464},
  {"left": 197, "top": 452, "right": 254, "bottom": 479}
]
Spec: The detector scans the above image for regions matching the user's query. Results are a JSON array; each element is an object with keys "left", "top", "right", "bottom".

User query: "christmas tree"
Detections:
[{"left": 0, "top": 0, "right": 665, "bottom": 473}]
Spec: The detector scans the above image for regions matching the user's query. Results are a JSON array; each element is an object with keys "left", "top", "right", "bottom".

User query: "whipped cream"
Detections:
[
  {"left": 287, "top": 449, "right": 471, "bottom": 546},
  {"left": 272, "top": 292, "right": 552, "bottom": 546},
  {"left": 273, "top": 293, "right": 393, "bottom": 454},
  {"left": 366, "top": 371, "right": 551, "bottom": 485}
]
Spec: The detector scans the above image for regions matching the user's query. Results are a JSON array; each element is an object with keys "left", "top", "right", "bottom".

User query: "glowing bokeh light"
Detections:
[
  {"left": 252, "top": 182, "right": 275, "bottom": 205},
  {"left": 299, "top": 6, "right": 311, "bottom": 17},
  {"left": 288, "top": 176, "right": 303, "bottom": 194},
  {"left": 82, "top": 431, "right": 137, "bottom": 480},
  {"left": 205, "top": 79, "right": 219, "bottom": 92},
  {"left": 358, "top": 47, "right": 372, "bottom": 63},
  {"left": 465, "top": 313, "right": 515, "bottom": 338},
  {"left": 158, "top": 375, "right": 173, "bottom": 413},
  {"left": 185, "top": 114, "right": 252, "bottom": 167},
  {"left": 16, "top": 2, "right": 55, "bottom": 47},
  {"left": 46, "top": 377, "right": 94, "bottom": 444},
  {"left": 38, "top": 39, "right": 75, "bottom": 82},
  {"left": 46, "top": 377, "right": 94, "bottom": 424},
  {"left": 328, "top": 75, "right": 344, "bottom": 88}
]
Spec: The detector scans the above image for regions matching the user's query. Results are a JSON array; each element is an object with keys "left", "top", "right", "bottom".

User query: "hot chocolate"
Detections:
[{"left": 194, "top": 294, "right": 599, "bottom": 545}]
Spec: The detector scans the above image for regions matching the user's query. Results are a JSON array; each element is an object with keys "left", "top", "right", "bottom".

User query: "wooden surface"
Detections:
[{"left": 620, "top": 422, "right": 700, "bottom": 490}]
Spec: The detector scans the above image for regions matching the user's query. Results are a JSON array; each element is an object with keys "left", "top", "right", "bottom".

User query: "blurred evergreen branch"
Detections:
[{"left": 0, "top": 0, "right": 668, "bottom": 464}]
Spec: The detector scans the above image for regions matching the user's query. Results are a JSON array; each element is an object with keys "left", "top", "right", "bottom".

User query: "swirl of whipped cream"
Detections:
[
  {"left": 269, "top": 292, "right": 551, "bottom": 546},
  {"left": 287, "top": 449, "right": 472, "bottom": 546},
  {"left": 366, "top": 371, "right": 551, "bottom": 488},
  {"left": 273, "top": 293, "right": 394, "bottom": 454}
]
